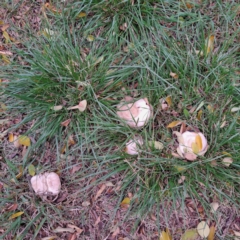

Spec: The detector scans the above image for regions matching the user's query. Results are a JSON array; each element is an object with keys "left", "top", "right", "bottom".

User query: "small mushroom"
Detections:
[
  {"left": 117, "top": 98, "right": 152, "bottom": 128},
  {"left": 176, "top": 131, "right": 208, "bottom": 161},
  {"left": 31, "top": 172, "right": 61, "bottom": 195},
  {"left": 125, "top": 136, "right": 143, "bottom": 155}
]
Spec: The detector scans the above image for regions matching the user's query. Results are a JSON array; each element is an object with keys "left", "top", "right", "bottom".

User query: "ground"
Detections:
[{"left": 0, "top": 1, "right": 240, "bottom": 240}]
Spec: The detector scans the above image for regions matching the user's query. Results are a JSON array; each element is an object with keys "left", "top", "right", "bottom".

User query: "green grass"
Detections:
[{"left": 1, "top": 0, "right": 240, "bottom": 239}]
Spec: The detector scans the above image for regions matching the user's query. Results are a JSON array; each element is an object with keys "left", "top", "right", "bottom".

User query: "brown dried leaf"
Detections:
[
  {"left": 112, "top": 226, "right": 120, "bottom": 237},
  {"left": 67, "top": 224, "right": 83, "bottom": 235},
  {"left": 170, "top": 72, "right": 179, "bottom": 79},
  {"left": 94, "top": 184, "right": 106, "bottom": 200},
  {"left": 119, "top": 22, "right": 128, "bottom": 31},
  {"left": 1, "top": 24, "right": 9, "bottom": 31},
  {"left": 61, "top": 119, "right": 71, "bottom": 127},
  {"left": 52, "top": 227, "right": 75, "bottom": 233},
  {"left": 9, "top": 133, "right": 14, "bottom": 142},
  {"left": 206, "top": 35, "right": 214, "bottom": 54},
  {"left": 6, "top": 203, "right": 18, "bottom": 212},
  {"left": 0, "top": 50, "right": 13, "bottom": 56}
]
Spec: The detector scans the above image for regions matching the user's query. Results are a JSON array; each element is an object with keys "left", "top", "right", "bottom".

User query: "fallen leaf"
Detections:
[
  {"left": 28, "top": 164, "right": 36, "bottom": 176},
  {"left": 41, "top": 237, "right": 58, "bottom": 240},
  {"left": 105, "top": 181, "right": 114, "bottom": 187},
  {"left": 206, "top": 35, "right": 214, "bottom": 54},
  {"left": 178, "top": 176, "right": 186, "bottom": 184},
  {"left": 112, "top": 226, "right": 120, "bottom": 237},
  {"left": 165, "top": 96, "right": 172, "bottom": 107},
  {"left": 11, "top": 166, "right": 23, "bottom": 182},
  {"left": 0, "top": 50, "right": 13, "bottom": 56},
  {"left": 207, "top": 226, "right": 216, "bottom": 240},
  {"left": 6, "top": 203, "right": 18, "bottom": 212},
  {"left": 222, "top": 157, "right": 233, "bottom": 167},
  {"left": 167, "top": 120, "right": 182, "bottom": 128},
  {"left": 3, "top": 31, "right": 10, "bottom": 43},
  {"left": 52, "top": 227, "right": 75, "bottom": 233},
  {"left": 186, "top": 3, "right": 193, "bottom": 9},
  {"left": 195, "top": 135, "right": 202, "bottom": 150},
  {"left": 207, "top": 105, "right": 214, "bottom": 113},
  {"left": 77, "top": 12, "right": 86, "bottom": 18},
  {"left": 197, "top": 110, "right": 203, "bottom": 120},
  {"left": 9, "top": 211, "right": 24, "bottom": 220},
  {"left": 1, "top": 54, "right": 10, "bottom": 64},
  {"left": 148, "top": 141, "right": 164, "bottom": 150},
  {"left": 61, "top": 119, "right": 71, "bottom": 127},
  {"left": 82, "top": 201, "right": 90, "bottom": 207},
  {"left": 231, "top": 107, "right": 240, "bottom": 112},
  {"left": 233, "top": 231, "right": 240, "bottom": 237},
  {"left": 67, "top": 224, "right": 83, "bottom": 234},
  {"left": 51, "top": 105, "right": 63, "bottom": 111},
  {"left": 18, "top": 135, "right": 31, "bottom": 147},
  {"left": 1, "top": 24, "right": 9, "bottom": 31},
  {"left": 173, "top": 165, "right": 187, "bottom": 172},
  {"left": 197, "top": 221, "right": 210, "bottom": 238},
  {"left": 9, "top": 133, "right": 14, "bottom": 142},
  {"left": 180, "top": 229, "right": 198, "bottom": 240},
  {"left": 170, "top": 72, "right": 178, "bottom": 79},
  {"left": 222, "top": 151, "right": 231, "bottom": 156},
  {"left": 220, "top": 120, "right": 227, "bottom": 128},
  {"left": 119, "top": 22, "right": 127, "bottom": 31},
  {"left": 160, "top": 228, "right": 172, "bottom": 240},
  {"left": 210, "top": 202, "right": 219, "bottom": 213},
  {"left": 120, "top": 197, "right": 131, "bottom": 209},
  {"left": 94, "top": 56, "right": 104, "bottom": 66},
  {"left": 87, "top": 35, "right": 94, "bottom": 42},
  {"left": 94, "top": 216, "right": 101, "bottom": 226},
  {"left": 94, "top": 184, "right": 106, "bottom": 200}
]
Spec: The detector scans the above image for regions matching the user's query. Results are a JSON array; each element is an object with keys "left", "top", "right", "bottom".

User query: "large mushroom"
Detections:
[
  {"left": 31, "top": 172, "right": 61, "bottom": 195},
  {"left": 176, "top": 131, "right": 208, "bottom": 161},
  {"left": 117, "top": 98, "right": 152, "bottom": 128}
]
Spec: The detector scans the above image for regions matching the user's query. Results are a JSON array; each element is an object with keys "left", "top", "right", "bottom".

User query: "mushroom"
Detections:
[
  {"left": 117, "top": 98, "right": 152, "bottom": 128},
  {"left": 176, "top": 131, "right": 208, "bottom": 161},
  {"left": 125, "top": 136, "right": 143, "bottom": 155},
  {"left": 31, "top": 172, "right": 61, "bottom": 195}
]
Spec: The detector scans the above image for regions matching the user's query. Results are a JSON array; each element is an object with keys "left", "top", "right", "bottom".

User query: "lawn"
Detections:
[{"left": 0, "top": 0, "right": 240, "bottom": 239}]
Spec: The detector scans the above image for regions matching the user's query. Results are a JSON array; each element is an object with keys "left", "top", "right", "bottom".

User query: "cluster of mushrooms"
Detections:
[{"left": 31, "top": 97, "right": 208, "bottom": 196}]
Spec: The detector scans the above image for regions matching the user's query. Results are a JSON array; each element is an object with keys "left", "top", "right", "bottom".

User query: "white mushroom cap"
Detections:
[
  {"left": 117, "top": 98, "right": 152, "bottom": 128},
  {"left": 176, "top": 131, "right": 208, "bottom": 161},
  {"left": 125, "top": 136, "right": 143, "bottom": 155},
  {"left": 31, "top": 172, "right": 61, "bottom": 195}
]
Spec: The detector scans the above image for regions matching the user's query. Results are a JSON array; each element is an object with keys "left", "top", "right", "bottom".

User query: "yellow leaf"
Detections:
[
  {"left": 180, "top": 229, "right": 198, "bottom": 240},
  {"left": 87, "top": 35, "right": 94, "bottom": 42},
  {"left": 186, "top": 3, "right": 193, "bottom": 9},
  {"left": 9, "top": 133, "right": 14, "bottom": 142},
  {"left": 167, "top": 120, "right": 182, "bottom": 128},
  {"left": 222, "top": 151, "right": 231, "bottom": 156},
  {"left": 207, "top": 226, "right": 216, "bottom": 240},
  {"left": 148, "top": 141, "right": 164, "bottom": 150},
  {"left": 3, "top": 31, "right": 10, "bottom": 43},
  {"left": 206, "top": 35, "right": 214, "bottom": 54},
  {"left": 28, "top": 164, "right": 36, "bottom": 176},
  {"left": 160, "top": 229, "right": 172, "bottom": 240},
  {"left": 165, "top": 95, "right": 172, "bottom": 107},
  {"left": 120, "top": 197, "right": 131, "bottom": 208},
  {"left": 9, "top": 211, "right": 24, "bottom": 220},
  {"left": 197, "top": 110, "right": 203, "bottom": 121},
  {"left": 207, "top": 105, "right": 214, "bottom": 113},
  {"left": 10, "top": 166, "right": 23, "bottom": 182},
  {"left": 77, "top": 12, "right": 87, "bottom": 18},
  {"left": 121, "top": 197, "right": 130, "bottom": 205},
  {"left": 18, "top": 135, "right": 31, "bottom": 147},
  {"left": 1, "top": 54, "right": 10, "bottom": 64},
  {"left": 195, "top": 135, "right": 202, "bottom": 150},
  {"left": 174, "top": 165, "right": 187, "bottom": 172},
  {"left": 191, "top": 142, "right": 199, "bottom": 154}
]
